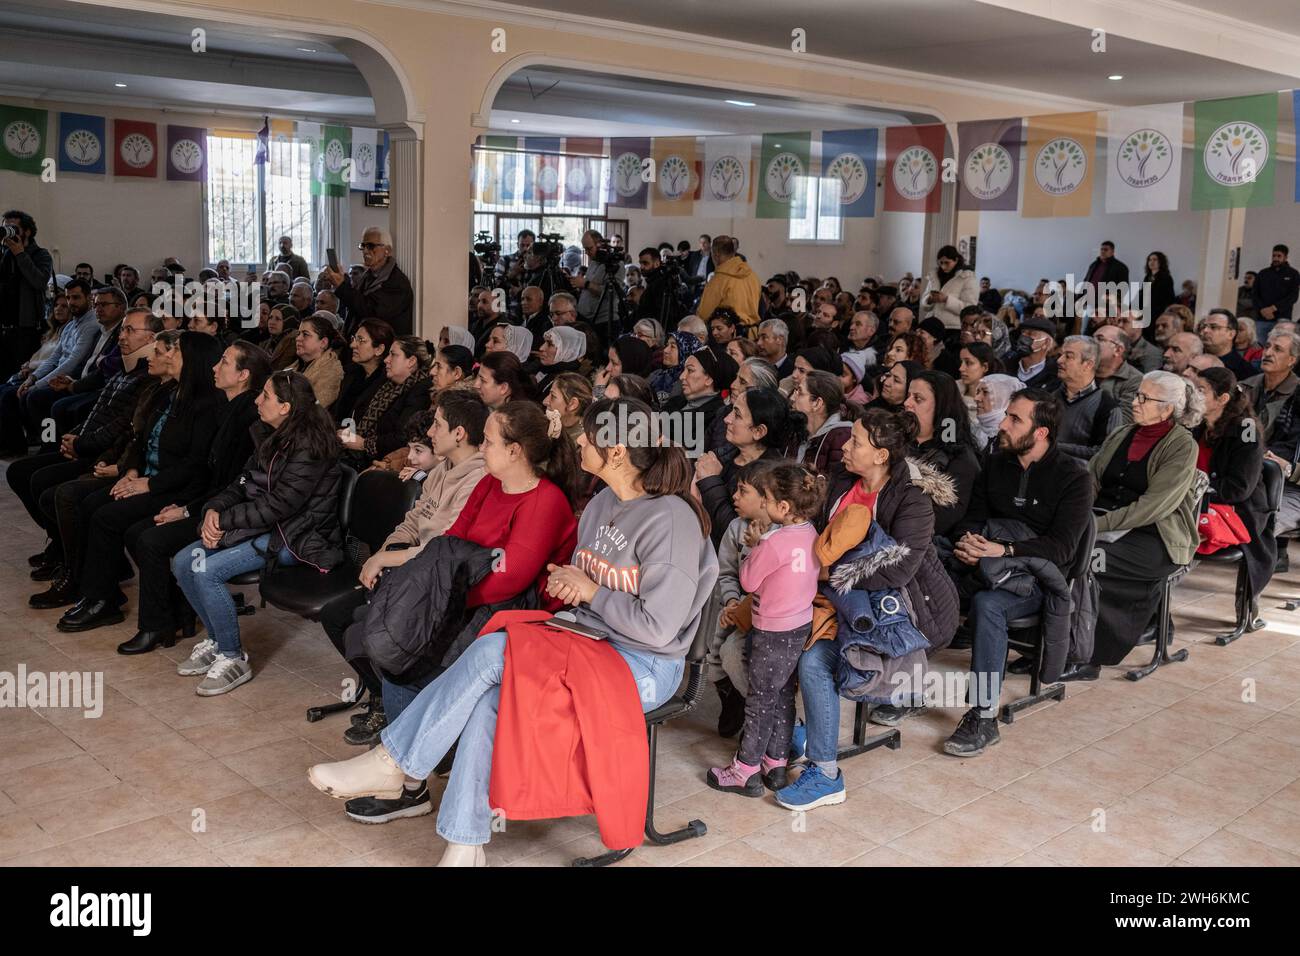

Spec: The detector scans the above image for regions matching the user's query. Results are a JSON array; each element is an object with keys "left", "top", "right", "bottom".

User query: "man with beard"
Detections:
[
  {"left": 941, "top": 388, "right": 1095, "bottom": 756},
  {"left": 632, "top": 246, "right": 684, "bottom": 330}
]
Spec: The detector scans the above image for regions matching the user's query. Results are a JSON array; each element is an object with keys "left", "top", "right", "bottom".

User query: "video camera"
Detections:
[
  {"left": 472, "top": 231, "right": 501, "bottom": 266},
  {"left": 591, "top": 238, "right": 627, "bottom": 269},
  {"left": 530, "top": 232, "right": 566, "bottom": 263}
]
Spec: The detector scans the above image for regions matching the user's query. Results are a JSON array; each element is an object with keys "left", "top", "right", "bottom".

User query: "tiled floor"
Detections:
[{"left": 3, "top": 476, "right": 1300, "bottom": 867}]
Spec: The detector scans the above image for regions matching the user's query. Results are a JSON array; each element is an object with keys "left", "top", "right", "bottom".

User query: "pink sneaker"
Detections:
[
  {"left": 706, "top": 758, "right": 763, "bottom": 797},
  {"left": 761, "top": 755, "right": 789, "bottom": 791}
]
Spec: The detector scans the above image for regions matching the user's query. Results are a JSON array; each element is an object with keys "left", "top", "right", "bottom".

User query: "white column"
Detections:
[
  {"left": 386, "top": 124, "right": 423, "bottom": 327},
  {"left": 1199, "top": 206, "right": 1247, "bottom": 314}
]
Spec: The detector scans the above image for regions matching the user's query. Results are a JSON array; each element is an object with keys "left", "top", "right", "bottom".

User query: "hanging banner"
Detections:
[
  {"left": 476, "top": 136, "right": 516, "bottom": 204},
  {"left": 112, "top": 118, "right": 158, "bottom": 178},
  {"left": 884, "top": 124, "right": 945, "bottom": 213},
  {"left": 267, "top": 119, "right": 296, "bottom": 176},
  {"left": 957, "top": 118, "right": 1021, "bottom": 211},
  {"left": 57, "top": 112, "right": 106, "bottom": 175},
  {"left": 1295, "top": 92, "right": 1300, "bottom": 203},
  {"left": 0, "top": 106, "right": 48, "bottom": 176},
  {"left": 312, "top": 125, "right": 350, "bottom": 198},
  {"left": 166, "top": 125, "right": 208, "bottom": 182},
  {"left": 607, "top": 137, "right": 650, "bottom": 209},
  {"left": 349, "top": 127, "right": 379, "bottom": 192},
  {"left": 652, "top": 136, "right": 699, "bottom": 217},
  {"left": 699, "top": 135, "right": 753, "bottom": 218},
  {"left": 1104, "top": 103, "right": 1184, "bottom": 213},
  {"left": 1192, "top": 93, "right": 1277, "bottom": 210},
  {"left": 563, "top": 137, "right": 603, "bottom": 207},
  {"left": 819, "top": 128, "right": 877, "bottom": 218},
  {"left": 756, "top": 132, "right": 811, "bottom": 219},
  {"left": 523, "top": 136, "right": 560, "bottom": 203},
  {"left": 375, "top": 131, "right": 391, "bottom": 192},
  {"left": 1022, "top": 112, "right": 1098, "bottom": 218}
]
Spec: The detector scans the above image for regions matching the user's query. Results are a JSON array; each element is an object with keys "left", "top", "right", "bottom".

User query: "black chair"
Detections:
[
  {"left": 1125, "top": 566, "right": 1189, "bottom": 681},
  {"left": 999, "top": 514, "right": 1096, "bottom": 725},
  {"left": 842, "top": 703, "right": 902, "bottom": 759},
  {"left": 573, "top": 610, "right": 713, "bottom": 867},
  {"left": 1198, "top": 460, "right": 1283, "bottom": 644}
]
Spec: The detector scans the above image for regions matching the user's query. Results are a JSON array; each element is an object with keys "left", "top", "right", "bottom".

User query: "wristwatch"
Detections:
[
  {"left": 182, "top": 507, "right": 190, "bottom": 519},
  {"left": 1003, "top": 543, "right": 1015, "bottom": 558}
]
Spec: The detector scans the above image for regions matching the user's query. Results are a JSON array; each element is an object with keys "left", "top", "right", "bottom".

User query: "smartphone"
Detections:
[
  {"left": 545, "top": 615, "right": 608, "bottom": 641},
  {"left": 326, "top": 247, "right": 340, "bottom": 272}
]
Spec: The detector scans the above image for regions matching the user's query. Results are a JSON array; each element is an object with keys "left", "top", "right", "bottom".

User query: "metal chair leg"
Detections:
[
  {"left": 1127, "top": 576, "right": 1187, "bottom": 681},
  {"left": 306, "top": 685, "right": 367, "bottom": 723},
  {"left": 1216, "top": 563, "right": 1263, "bottom": 646},
  {"left": 836, "top": 702, "right": 901, "bottom": 759}
]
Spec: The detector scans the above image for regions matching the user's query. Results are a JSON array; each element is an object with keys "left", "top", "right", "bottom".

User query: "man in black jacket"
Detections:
[
  {"left": 46, "top": 287, "right": 129, "bottom": 442},
  {"left": 9, "top": 307, "right": 161, "bottom": 577},
  {"left": 0, "top": 210, "right": 53, "bottom": 378},
  {"left": 1252, "top": 244, "right": 1300, "bottom": 340},
  {"left": 943, "top": 388, "right": 1095, "bottom": 756},
  {"left": 1013, "top": 315, "right": 1059, "bottom": 388},
  {"left": 633, "top": 246, "right": 684, "bottom": 331},
  {"left": 322, "top": 228, "right": 414, "bottom": 336},
  {"left": 1079, "top": 240, "right": 1129, "bottom": 312},
  {"left": 118, "top": 340, "right": 271, "bottom": 654}
]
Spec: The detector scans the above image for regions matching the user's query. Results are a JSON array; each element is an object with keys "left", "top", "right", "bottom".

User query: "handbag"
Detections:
[{"left": 1196, "top": 502, "right": 1251, "bottom": 554}]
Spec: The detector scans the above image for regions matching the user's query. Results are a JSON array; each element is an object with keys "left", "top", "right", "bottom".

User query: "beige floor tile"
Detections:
[
  {"left": 2, "top": 753, "right": 119, "bottom": 806},
  {"left": 1003, "top": 851, "right": 1062, "bottom": 866},
  {"left": 59, "top": 816, "right": 200, "bottom": 866},
  {"left": 1130, "top": 772, "right": 1264, "bottom": 828},
  {"left": 1048, "top": 744, "right": 1169, "bottom": 796},
  {"left": 1036, "top": 824, "right": 1174, "bottom": 867},
  {"left": 1000, "top": 767, "right": 1124, "bottom": 822},
  {"left": 941, "top": 791, "right": 1075, "bottom": 851},
  {"left": 1173, "top": 749, "right": 1293, "bottom": 802},
  {"left": 1211, "top": 731, "right": 1300, "bottom": 777},
  {"left": 1178, "top": 829, "right": 1300, "bottom": 867},
  {"left": 217, "top": 737, "right": 335, "bottom": 788},
  {"left": 1249, "top": 712, "right": 1300, "bottom": 750},
  {"left": 26, "top": 781, "right": 159, "bottom": 845},
  {"left": 813, "top": 784, "right": 937, "bottom": 844},
  {"left": 0, "top": 725, "right": 85, "bottom": 776},
  {"left": 1094, "top": 797, "right": 1220, "bottom": 858},
  {"left": 738, "top": 814, "right": 875, "bottom": 866},
  {"left": 842, "top": 844, "right": 930, "bottom": 866},
  {"left": 0, "top": 813, "right": 55, "bottom": 861},
  {"left": 163, "top": 788, "right": 305, "bottom": 849},
  {"left": 146, "top": 689, "right": 255, "bottom": 731},
  {"left": 872, "top": 760, "right": 993, "bottom": 816},
  {"left": 887, "top": 812, "right": 1023, "bottom": 865},
  {"left": 1224, "top": 802, "right": 1300, "bottom": 856},
  {"left": 211, "top": 820, "right": 357, "bottom": 866},
  {"left": 119, "top": 757, "right": 256, "bottom": 813},
  {"left": 681, "top": 839, "right": 788, "bottom": 867},
  {"left": 661, "top": 787, "right": 788, "bottom": 840},
  {"left": 1091, "top": 724, "right": 1212, "bottom": 773}
]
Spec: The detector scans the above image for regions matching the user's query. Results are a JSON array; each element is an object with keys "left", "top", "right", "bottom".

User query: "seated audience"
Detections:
[
  {"left": 264, "top": 304, "right": 301, "bottom": 371},
  {"left": 882, "top": 331, "right": 927, "bottom": 369},
  {"left": 756, "top": 319, "right": 793, "bottom": 378},
  {"left": 918, "top": 317, "right": 960, "bottom": 377},
  {"left": 535, "top": 326, "right": 588, "bottom": 396},
  {"left": 1051, "top": 335, "right": 1117, "bottom": 460},
  {"left": 1093, "top": 323, "right": 1142, "bottom": 426},
  {"left": 956, "top": 341, "right": 1002, "bottom": 414},
  {"left": 903, "top": 370, "right": 980, "bottom": 536},
  {"left": 1198, "top": 309, "right": 1255, "bottom": 379},
  {"left": 870, "top": 359, "right": 921, "bottom": 413},
  {"left": 291, "top": 315, "right": 344, "bottom": 408},
  {"left": 332, "top": 319, "right": 394, "bottom": 424},
  {"left": 338, "top": 335, "right": 431, "bottom": 469},
  {"left": 1013, "top": 314, "right": 1059, "bottom": 388},
  {"left": 791, "top": 370, "right": 855, "bottom": 476},
  {"left": 1241, "top": 330, "right": 1299, "bottom": 435},
  {"left": 542, "top": 371, "right": 594, "bottom": 445},
  {"left": 431, "top": 345, "right": 475, "bottom": 397},
  {"left": 486, "top": 322, "right": 533, "bottom": 363},
  {"left": 476, "top": 351, "right": 537, "bottom": 410},
  {"left": 648, "top": 330, "right": 701, "bottom": 405}
]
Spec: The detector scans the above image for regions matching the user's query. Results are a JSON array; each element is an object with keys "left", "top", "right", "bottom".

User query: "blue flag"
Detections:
[
  {"left": 58, "top": 112, "right": 106, "bottom": 174},
  {"left": 820, "top": 129, "right": 877, "bottom": 218}
]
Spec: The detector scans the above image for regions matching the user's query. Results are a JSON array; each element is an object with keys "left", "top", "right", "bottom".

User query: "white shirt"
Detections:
[{"left": 1018, "top": 356, "right": 1046, "bottom": 383}]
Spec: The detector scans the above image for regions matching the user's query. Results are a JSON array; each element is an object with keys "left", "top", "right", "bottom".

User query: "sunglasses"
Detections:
[{"left": 358, "top": 242, "right": 384, "bottom": 251}]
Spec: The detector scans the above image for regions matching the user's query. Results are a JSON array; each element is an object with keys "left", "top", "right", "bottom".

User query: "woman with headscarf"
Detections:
[
  {"left": 486, "top": 322, "right": 533, "bottom": 364},
  {"left": 648, "top": 330, "right": 701, "bottom": 405},
  {"left": 632, "top": 317, "right": 667, "bottom": 371},
  {"left": 439, "top": 324, "right": 476, "bottom": 354},
  {"left": 970, "top": 373, "right": 1024, "bottom": 452},
  {"left": 535, "top": 325, "right": 587, "bottom": 397}
]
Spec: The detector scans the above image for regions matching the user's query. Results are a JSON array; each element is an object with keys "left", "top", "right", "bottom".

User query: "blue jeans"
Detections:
[
  {"left": 797, "top": 640, "right": 842, "bottom": 765},
  {"left": 1254, "top": 318, "right": 1276, "bottom": 343},
  {"left": 380, "top": 630, "right": 684, "bottom": 846},
  {"left": 968, "top": 584, "right": 1044, "bottom": 714},
  {"left": 171, "top": 534, "right": 296, "bottom": 658},
  {"left": 382, "top": 671, "right": 437, "bottom": 722}
]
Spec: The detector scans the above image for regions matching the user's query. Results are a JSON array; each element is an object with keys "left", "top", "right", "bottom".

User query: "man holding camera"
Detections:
[
  {"left": 573, "top": 229, "right": 622, "bottom": 339},
  {"left": 1, "top": 210, "right": 54, "bottom": 379},
  {"left": 633, "top": 246, "right": 684, "bottom": 330}
]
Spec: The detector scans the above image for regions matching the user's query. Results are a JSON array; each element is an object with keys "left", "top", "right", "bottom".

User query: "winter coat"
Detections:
[
  {"left": 0, "top": 242, "right": 54, "bottom": 331},
  {"left": 697, "top": 445, "right": 785, "bottom": 549},
  {"left": 71, "top": 361, "right": 156, "bottom": 461},
  {"left": 824, "top": 522, "right": 932, "bottom": 660},
  {"left": 297, "top": 348, "right": 344, "bottom": 409},
  {"left": 1201, "top": 423, "right": 1275, "bottom": 598},
  {"left": 696, "top": 256, "right": 762, "bottom": 332},
  {"left": 345, "top": 369, "right": 431, "bottom": 464},
  {"left": 119, "top": 387, "right": 224, "bottom": 502},
  {"left": 332, "top": 361, "right": 386, "bottom": 426},
  {"left": 922, "top": 269, "right": 978, "bottom": 330},
  {"left": 334, "top": 262, "right": 415, "bottom": 336},
  {"left": 795, "top": 414, "right": 853, "bottom": 477},
  {"left": 822, "top": 457, "right": 961, "bottom": 651},
  {"left": 909, "top": 438, "right": 978, "bottom": 536},
  {"left": 190, "top": 388, "right": 260, "bottom": 505},
  {"left": 204, "top": 428, "right": 345, "bottom": 569}
]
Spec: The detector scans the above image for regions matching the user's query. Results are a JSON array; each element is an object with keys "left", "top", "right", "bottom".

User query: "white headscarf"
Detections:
[
  {"left": 544, "top": 326, "right": 586, "bottom": 366},
  {"left": 501, "top": 323, "right": 533, "bottom": 363},
  {"left": 972, "top": 373, "right": 1025, "bottom": 445},
  {"left": 442, "top": 325, "right": 475, "bottom": 350}
]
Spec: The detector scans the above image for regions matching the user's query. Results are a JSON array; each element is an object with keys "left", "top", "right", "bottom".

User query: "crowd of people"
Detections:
[{"left": 2, "top": 208, "right": 1297, "bottom": 865}]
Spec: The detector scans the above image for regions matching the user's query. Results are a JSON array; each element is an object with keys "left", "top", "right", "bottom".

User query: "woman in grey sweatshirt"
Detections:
[{"left": 308, "top": 397, "right": 719, "bottom": 866}]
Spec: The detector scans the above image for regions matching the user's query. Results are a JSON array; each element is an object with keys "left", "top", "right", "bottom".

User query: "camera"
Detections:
[
  {"left": 591, "top": 239, "right": 626, "bottom": 269},
  {"left": 472, "top": 231, "right": 501, "bottom": 260},
  {"left": 2, "top": 223, "right": 18, "bottom": 242},
  {"left": 530, "top": 232, "right": 566, "bottom": 263}
]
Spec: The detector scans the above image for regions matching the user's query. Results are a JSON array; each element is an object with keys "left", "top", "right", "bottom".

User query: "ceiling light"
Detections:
[
  {"left": 725, "top": 99, "right": 756, "bottom": 107},
  {"left": 1108, "top": 74, "right": 1124, "bottom": 80},
  {"left": 297, "top": 48, "right": 317, "bottom": 53},
  {"left": 114, "top": 82, "right": 127, "bottom": 88},
  {"left": 510, "top": 118, "right": 520, "bottom": 124}
]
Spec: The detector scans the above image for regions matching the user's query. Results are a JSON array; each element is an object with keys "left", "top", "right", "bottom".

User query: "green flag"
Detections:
[
  {"left": 756, "top": 132, "right": 811, "bottom": 219},
  {"left": 1192, "top": 93, "right": 1277, "bottom": 209},
  {"left": 0, "top": 106, "right": 49, "bottom": 175},
  {"left": 311, "top": 125, "right": 352, "bottom": 198}
]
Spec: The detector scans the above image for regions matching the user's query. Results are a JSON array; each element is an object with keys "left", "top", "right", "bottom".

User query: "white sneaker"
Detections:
[
  {"left": 196, "top": 653, "right": 253, "bottom": 696},
  {"left": 437, "top": 842, "right": 488, "bottom": 867},
  {"left": 178, "top": 638, "right": 219, "bottom": 676}
]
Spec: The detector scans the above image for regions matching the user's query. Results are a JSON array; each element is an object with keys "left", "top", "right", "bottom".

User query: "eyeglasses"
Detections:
[
  {"left": 1199, "top": 322, "right": 1230, "bottom": 332},
  {"left": 1134, "top": 393, "right": 1168, "bottom": 406},
  {"left": 358, "top": 242, "right": 383, "bottom": 251},
  {"left": 549, "top": 309, "right": 575, "bottom": 317}
]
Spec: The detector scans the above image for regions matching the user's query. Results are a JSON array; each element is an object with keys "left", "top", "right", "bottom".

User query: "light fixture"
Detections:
[
  {"left": 296, "top": 47, "right": 317, "bottom": 53},
  {"left": 114, "top": 82, "right": 127, "bottom": 88},
  {"left": 774, "top": 144, "right": 782, "bottom": 148},
  {"left": 725, "top": 99, "right": 756, "bottom": 107},
  {"left": 510, "top": 118, "right": 520, "bottom": 123},
  {"left": 1108, "top": 74, "right": 1124, "bottom": 81}
]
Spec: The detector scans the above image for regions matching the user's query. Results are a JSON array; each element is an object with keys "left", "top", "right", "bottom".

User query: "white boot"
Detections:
[
  {"left": 308, "top": 745, "right": 406, "bottom": 800},
  {"left": 437, "top": 842, "right": 488, "bottom": 867}
]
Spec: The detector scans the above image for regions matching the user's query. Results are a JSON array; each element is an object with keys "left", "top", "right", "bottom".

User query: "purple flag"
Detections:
[
  {"left": 166, "top": 125, "right": 208, "bottom": 181},
  {"left": 607, "top": 137, "right": 650, "bottom": 209},
  {"left": 957, "top": 118, "right": 1022, "bottom": 211}
]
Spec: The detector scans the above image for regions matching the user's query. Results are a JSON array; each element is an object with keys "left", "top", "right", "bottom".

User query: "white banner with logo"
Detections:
[
  {"left": 700, "top": 135, "right": 753, "bottom": 218},
  {"left": 1105, "top": 103, "right": 1184, "bottom": 213},
  {"left": 349, "top": 127, "right": 379, "bottom": 192}
]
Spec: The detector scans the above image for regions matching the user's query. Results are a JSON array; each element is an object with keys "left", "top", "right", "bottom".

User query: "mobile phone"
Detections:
[
  {"left": 326, "top": 247, "right": 340, "bottom": 272},
  {"left": 545, "top": 615, "right": 608, "bottom": 641}
]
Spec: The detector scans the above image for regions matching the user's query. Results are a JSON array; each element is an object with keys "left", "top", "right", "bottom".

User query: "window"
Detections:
[
  {"left": 788, "top": 175, "right": 843, "bottom": 243},
  {"left": 205, "top": 133, "right": 315, "bottom": 269}
]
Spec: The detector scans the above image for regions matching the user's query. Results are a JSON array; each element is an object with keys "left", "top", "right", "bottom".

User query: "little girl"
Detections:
[{"left": 708, "top": 462, "right": 824, "bottom": 796}]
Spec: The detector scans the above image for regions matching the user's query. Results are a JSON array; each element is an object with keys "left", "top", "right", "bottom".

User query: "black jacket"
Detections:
[
  {"left": 910, "top": 439, "right": 979, "bottom": 537},
  {"left": 336, "top": 264, "right": 414, "bottom": 336},
  {"left": 1201, "top": 422, "right": 1274, "bottom": 597},
  {"left": 634, "top": 268, "right": 685, "bottom": 329},
  {"left": 204, "top": 428, "right": 345, "bottom": 568},
  {"left": 120, "top": 387, "right": 224, "bottom": 501},
  {"left": 0, "top": 242, "right": 54, "bottom": 331},
  {"left": 1015, "top": 357, "right": 1059, "bottom": 391},
  {"left": 72, "top": 362, "right": 156, "bottom": 462},
  {"left": 1049, "top": 380, "right": 1117, "bottom": 460},
  {"left": 1252, "top": 262, "right": 1300, "bottom": 320},
  {"left": 189, "top": 389, "right": 260, "bottom": 506},
  {"left": 71, "top": 321, "right": 123, "bottom": 392},
  {"left": 1143, "top": 271, "right": 1176, "bottom": 325},
  {"left": 331, "top": 362, "right": 386, "bottom": 427},
  {"left": 1081, "top": 255, "right": 1130, "bottom": 292},
  {"left": 345, "top": 371, "right": 431, "bottom": 465},
  {"left": 697, "top": 445, "right": 784, "bottom": 549}
]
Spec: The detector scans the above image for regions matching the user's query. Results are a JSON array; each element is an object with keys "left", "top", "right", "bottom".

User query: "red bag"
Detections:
[{"left": 1197, "top": 503, "right": 1251, "bottom": 555}]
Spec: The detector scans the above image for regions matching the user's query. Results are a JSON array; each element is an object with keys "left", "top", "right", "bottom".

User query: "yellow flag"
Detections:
[
  {"left": 1022, "top": 112, "right": 1098, "bottom": 218},
  {"left": 651, "top": 137, "right": 698, "bottom": 217}
]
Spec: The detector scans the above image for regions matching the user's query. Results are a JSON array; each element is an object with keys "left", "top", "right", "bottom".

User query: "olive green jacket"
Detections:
[{"left": 1088, "top": 423, "right": 1200, "bottom": 566}]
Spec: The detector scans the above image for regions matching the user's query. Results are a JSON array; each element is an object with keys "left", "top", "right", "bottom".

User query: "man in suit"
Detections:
[{"left": 685, "top": 234, "right": 714, "bottom": 287}]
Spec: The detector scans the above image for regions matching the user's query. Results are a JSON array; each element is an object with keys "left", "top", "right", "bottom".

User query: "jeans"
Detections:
[
  {"left": 968, "top": 584, "right": 1044, "bottom": 714},
  {"left": 797, "top": 640, "right": 842, "bottom": 765},
  {"left": 380, "top": 630, "right": 684, "bottom": 846},
  {"left": 171, "top": 534, "right": 296, "bottom": 658}
]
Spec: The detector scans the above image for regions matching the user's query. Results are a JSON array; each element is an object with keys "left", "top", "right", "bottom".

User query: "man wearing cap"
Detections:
[
  {"left": 320, "top": 227, "right": 414, "bottom": 336},
  {"left": 1014, "top": 314, "right": 1058, "bottom": 389},
  {"left": 919, "top": 317, "right": 959, "bottom": 378}
]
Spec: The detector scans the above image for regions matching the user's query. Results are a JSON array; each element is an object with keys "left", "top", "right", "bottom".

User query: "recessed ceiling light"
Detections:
[
  {"left": 1108, "top": 74, "right": 1124, "bottom": 80},
  {"left": 774, "top": 144, "right": 782, "bottom": 148},
  {"left": 297, "top": 48, "right": 317, "bottom": 53},
  {"left": 114, "top": 82, "right": 127, "bottom": 88},
  {"left": 725, "top": 99, "right": 756, "bottom": 107},
  {"left": 510, "top": 118, "right": 520, "bottom": 124}
]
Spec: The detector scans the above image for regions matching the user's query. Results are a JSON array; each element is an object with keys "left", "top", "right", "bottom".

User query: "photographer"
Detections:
[
  {"left": 1, "top": 210, "right": 54, "bottom": 378},
  {"left": 633, "top": 246, "right": 685, "bottom": 331},
  {"left": 573, "top": 229, "right": 623, "bottom": 339},
  {"left": 494, "top": 229, "right": 532, "bottom": 288},
  {"left": 518, "top": 235, "right": 570, "bottom": 304}
]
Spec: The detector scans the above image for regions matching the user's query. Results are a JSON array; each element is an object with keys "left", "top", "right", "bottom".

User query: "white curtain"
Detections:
[{"left": 314, "top": 193, "right": 351, "bottom": 272}]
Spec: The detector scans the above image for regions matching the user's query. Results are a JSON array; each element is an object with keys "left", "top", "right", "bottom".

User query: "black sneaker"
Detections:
[
  {"left": 343, "top": 705, "right": 387, "bottom": 746},
  {"left": 943, "top": 709, "right": 1000, "bottom": 757},
  {"left": 869, "top": 704, "right": 923, "bottom": 727},
  {"left": 344, "top": 781, "right": 433, "bottom": 824},
  {"left": 715, "top": 678, "right": 746, "bottom": 738},
  {"left": 1006, "top": 655, "right": 1037, "bottom": 676}
]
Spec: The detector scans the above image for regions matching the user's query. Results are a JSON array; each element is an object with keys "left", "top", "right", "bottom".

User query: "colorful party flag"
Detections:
[
  {"left": 1022, "top": 112, "right": 1098, "bottom": 218},
  {"left": 819, "top": 129, "right": 877, "bottom": 218},
  {"left": 57, "top": 113, "right": 106, "bottom": 175},
  {"left": 756, "top": 132, "right": 812, "bottom": 219},
  {"left": 1192, "top": 93, "right": 1277, "bottom": 210},
  {"left": 957, "top": 118, "right": 1021, "bottom": 211},
  {"left": 112, "top": 119, "right": 158, "bottom": 178},
  {"left": 884, "top": 124, "right": 945, "bottom": 213},
  {"left": 0, "top": 106, "right": 48, "bottom": 175}
]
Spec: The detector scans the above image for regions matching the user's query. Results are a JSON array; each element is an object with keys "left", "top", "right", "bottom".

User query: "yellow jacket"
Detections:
[{"left": 696, "top": 256, "right": 762, "bottom": 330}]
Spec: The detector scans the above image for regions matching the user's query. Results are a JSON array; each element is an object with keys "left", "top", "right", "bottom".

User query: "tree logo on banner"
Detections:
[
  {"left": 566, "top": 163, "right": 589, "bottom": 198},
  {"left": 355, "top": 143, "right": 375, "bottom": 176},
  {"left": 64, "top": 129, "right": 102, "bottom": 167},
  {"left": 963, "top": 143, "right": 1013, "bottom": 200},
  {"left": 764, "top": 151, "right": 804, "bottom": 203},
  {"left": 1034, "top": 137, "right": 1087, "bottom": 196},
  {"left": 613, "top": 151, "right": 643, "bottom": 197},
  {"left": 708, "top": 155, "right": 746, "bottom": 201},
  {"left": 537, "top": 163, "right": 560, "bottom": 195},
  {"left": 660, "top": 155, "right": 692, "bottom": 200},
  {"left": 324, "top": 138, "right": 347, "bottom": 175},
  {"left": 1116, "top": 129, "right": 1172, "bottom": 189},
  {"left": 825, "top": 153, "right": 868, "bottom": 205},
  {"left": 1204, "top": 122, "right": 1268, "bottom": 187},
  {"left": 170, "top": 138, "right": 204, "bottom": 174},
  {"left": 120, "top": 132, "right": 154, "bottom": 169},
  {"left": 893, "top": 146, "right": 938, "bottom": 201},
  {"left": 3, "top": 120, "right": 41, "bottom": 160}
]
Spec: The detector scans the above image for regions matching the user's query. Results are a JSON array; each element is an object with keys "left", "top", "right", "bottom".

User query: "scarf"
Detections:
[
  {"left": 544, "top": 325, "right": 587, "bottom": 365},
  {"left": 501, "top": 324, "right": 533, "bottom": 363},
  {"left": 1127, "top": 418, "right": 1174, "bottom": 462},
  {"left": 647, "top": 331, "right": 700, "bottom": 402},
  {"left": 443, "top": 326, "right": 475, "bottom": 351},
  {"left": 357, "top": 368, "right": 430, "bottom": 456}
]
